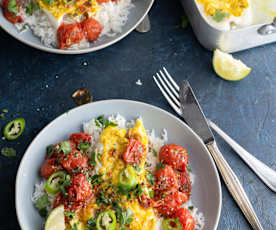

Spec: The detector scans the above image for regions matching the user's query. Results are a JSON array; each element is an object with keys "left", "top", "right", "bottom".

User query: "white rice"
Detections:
[
  {"left": 32, "top": 114, "right": 205, "bottom": 229},
  {"left": 15, "top": 0, "right": 133, "bottom": 48}
]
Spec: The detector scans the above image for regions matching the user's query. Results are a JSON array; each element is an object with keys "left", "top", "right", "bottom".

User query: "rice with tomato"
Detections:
[
  {"left": 32, "top": 114, "right": 205, "bottom": 230},
  {"left": 1, "top": 0, "right": 133, "bottom": 49}
]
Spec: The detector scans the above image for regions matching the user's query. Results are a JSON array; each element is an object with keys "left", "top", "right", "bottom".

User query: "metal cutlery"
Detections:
[
  {"left": 153, "top": 67, "right": 264, "bottom": 230},
  {"left": 208, "top": 120, "right": 276, "bottom": 192}
]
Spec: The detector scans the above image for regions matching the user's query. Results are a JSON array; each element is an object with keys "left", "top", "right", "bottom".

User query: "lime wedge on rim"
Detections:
[
  {"left": 45, "top": 205, "right": 65, "bottom": 230},
  {"left": 213, "top": 49, "right": 251, "bottom": 81}
]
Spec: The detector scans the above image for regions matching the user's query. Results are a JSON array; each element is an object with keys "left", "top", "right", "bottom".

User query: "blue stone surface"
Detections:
[{"left": 0, "top": 0, "right": 276, "bottom": 229}]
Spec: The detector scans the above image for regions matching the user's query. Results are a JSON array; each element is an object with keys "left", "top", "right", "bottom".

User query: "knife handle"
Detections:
[{"left": 207, "top": 141, "right": 263, "bottom": 230}]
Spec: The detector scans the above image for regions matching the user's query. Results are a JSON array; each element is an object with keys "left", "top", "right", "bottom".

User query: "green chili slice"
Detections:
[
  {"left": 45, "top": 171, "right": 66, "bottom": 194},
  {"left": 162, "top": 218, "right": 182, "bottom": 230},
  {"left": 3, "top": 118, "right": 25, "bottom": 140},
  {"left": 119, "top": 165, "right": 138, "bottom": 191},
  {"left": 96, "top": 210, "right": 116, "bottom": 230}
]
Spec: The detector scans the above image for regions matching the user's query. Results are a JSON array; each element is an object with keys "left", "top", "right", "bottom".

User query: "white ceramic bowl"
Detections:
[
  {"left": 16, "top": 100, "right": 221, "bottom": 229},
  {"left": 0, "top": 0, "right": 154, "bottom": 54}
]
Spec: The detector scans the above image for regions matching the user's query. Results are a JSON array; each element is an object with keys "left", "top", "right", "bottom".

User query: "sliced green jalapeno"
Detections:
[
  {"left": 119, "top": 165, "right": 138, "bottom": 191},
  {"left": 162, "top": 218, "right": 182, "bottom": 230},
  {"left": 45, "top": 171, "right": 66, "bottom": 194},
  {"left": 96, "top": 210, "right": 116, "bottom": 230},
  {"left": 3, "top": 118, "right": 25, "bottom": 140}
]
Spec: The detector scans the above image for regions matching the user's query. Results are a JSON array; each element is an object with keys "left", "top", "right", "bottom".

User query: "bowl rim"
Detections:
[
  {"left": 15, "top": 99, "right": 222, "bottom": 230},
  {"left": 0, "top": 0, "right": 154, "bottom": 54}
]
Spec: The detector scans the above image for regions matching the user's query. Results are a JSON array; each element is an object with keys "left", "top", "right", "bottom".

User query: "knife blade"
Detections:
[
  {"left": 179, "top": 80, "right": 264, "bottom": 230},
  {"left": 179, "top": 80, "right": 213, "bottom": 144}
]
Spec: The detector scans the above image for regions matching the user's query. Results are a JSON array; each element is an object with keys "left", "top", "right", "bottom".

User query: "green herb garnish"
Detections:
[
  {"left": 70, "top": 223, "right": 78, "bottom": 230},
  {"left": 46, "top": 144, "right": 55, "bottom": 158},
  {"left": 212, "top": 10, "right": 229, "bottom": 22},
  {"left": 57, "top": 141, "right": 71, "bottom": 155},
  {"left": 86, "top": 217, "right": 96, "bottom": 229},
  {"left": 78, "top": 141, "right": 91, "bottom": 153},
  {"left": 88, "top": 152, "right": 97, "bottom": 166},
  {"left": 249, "top": 180, "right": 254, "bottom": 184},
  {"left": 42, "top": 0, "right": 53, "bottom": 5},
  {"left": 35, "top": 194, "right": 49, "bottom": 217},
  {"left": 186, "top": 165, "right": 192, "bottom": 172},
  {"left": 25, "top": 1, "right": 39, "bottom": 15},
  {"left": 96, "top": 191, "right": 110, "bottom": 206},
  {"left": 8, "top": 0, "right": 18, "bottom": 16},
  {"left": 2, "top": 109, "right": 8, "bottom": 113},
  {"left": 1, "top": 147, "right": 16, "bottom": 158},
  {"left": 112, "top": 201, "right": 134, "bottom": 228},
  {"left": 152, "top": 149, "right": 157, "bottom": 157},
  {"left": 89, "top": 174, "right": 102, "bottom": 185},
  {"left": 149, "top": 190, "right": 154, "bottom": 198},
  {"left": 0, "top": 113, "right": 5, "bottom": 120},
  {"left": 64, "top": 210, "right": 75, "bottom": 219},
  {"left": 188, "top": 206, "right": 194, "bottom": 211},
  {"left": 146, "top": 173, "right": 155, "bottom": 186},
  {"left": 103, "top": 120, "right": 117, "bottom": 129},
  {"left": 157, "top": 160, "right": 165, "bottom": 170},
  {"left": 60, "top": 174, "right": 71, "bottom": 197}
]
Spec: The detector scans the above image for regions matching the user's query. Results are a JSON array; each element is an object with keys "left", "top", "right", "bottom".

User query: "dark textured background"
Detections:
[{"left": 0, "top": 0, "right": 276, "bottom": 229}]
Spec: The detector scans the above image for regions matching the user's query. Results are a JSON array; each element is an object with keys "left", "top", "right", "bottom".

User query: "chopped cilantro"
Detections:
[
  {"left": 78, "top": 141, "right": 91, "bottom": 153},
  {"left": 149, "top": 190, "right": 154, "bottom": 198},
  {"left": 157, "top": 160, "right": 165, "bottom": 170},
  {"left": 8, "top": 0, "right": 18, "bottom": 16},
  {"left": 186, "top": 165, "right": 192, "bottom": 172},
  {"left": 25, "top": 1, "right": 39, "bottom": 15},
  {"left": 188, "top": 206, "right": 194, "bottom": 211},
  {"left": 86, "top": 217, "right": 96, "bottom": 229},
  {"left": 133, "top": 184, "right": 143, "bottom": 197},
  {"left": 88, "top": 152, "right": 97, "bottom": 166},
  {"left": 46, "top": 144, "right": 55, "bottom": 158},
  {"left": 60, "top": 174, "right": 71, "bottom": 197},
  {"left": 146, "top": 173, "right": 155, "bottom": 186},
  {"left": 112, "top": 201, "right": 134, "bottom": 228},
  {"left": 181, "top": 15, "right": 189, "bottom": 29},
  {"left": 35, "top": 194, "right": 49, "bottom": 217},
  {"left": 96, "top": 191, "right": 110, "bottom": 206},
  {"left": 96, "top": 115, "right": 104, "bottom": 125},
  {"left": 103, "top": 120, "right": 117, "bottom": 129},
  {"left": 89, "top": 174, "right": 102, "bottom": 185},
  {"left": 57, "top": 141, "right": 71, "bottom": 155},
  {"left": 212, "top": 10, "right": 229, "bottom": 22},
  {"left": 70, "top": 223, "right": 78, "bottom": 230},
  {"left": 42, "top": 0, "right": 53, "bottom": 5},
  {"left": 152, "top": 149, "right": 157, "bottom": 157},
  {"left": 1, "top": 147, "right": 16, "bottom": 158},
  {"left": 64, "top": 210, "right": 75, "bottom": 219}
]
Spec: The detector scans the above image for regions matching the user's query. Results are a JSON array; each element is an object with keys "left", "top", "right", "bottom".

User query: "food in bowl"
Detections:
[
  {"left": 195, "top": 0, "right": 253, "bottom": 30},
  {"left": 32, "top": 115, "right": 205, "bottom": 230},
  {"left": 1, "top": 0, "right": 133, "bottom": 49}
]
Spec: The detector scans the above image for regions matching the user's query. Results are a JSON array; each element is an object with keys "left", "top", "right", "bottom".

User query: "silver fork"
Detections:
[
  {"left": 153, "top": 67, "right": 276, "bottom": 192},
  {"left": 153, "top": 67, "right": 267, "bottom": 230}
]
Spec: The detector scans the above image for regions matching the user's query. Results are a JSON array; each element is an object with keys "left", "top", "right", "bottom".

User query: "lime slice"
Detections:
[
  {"left": 213, "top": 49, "right": 251, "bottom": 81},
  {"left": 45, "top": 205, "right": 65, "bottom": 230}
]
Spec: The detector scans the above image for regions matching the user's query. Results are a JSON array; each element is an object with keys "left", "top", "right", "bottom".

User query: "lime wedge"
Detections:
[
  {"left": 45, "top": 205, "right": 65, "bottom": 230},
  {"left": 213, "top": 49, "right": 251, "bottom": 81}
]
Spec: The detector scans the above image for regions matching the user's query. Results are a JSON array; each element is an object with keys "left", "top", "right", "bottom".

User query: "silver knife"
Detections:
[{"left": 179, "top": 80, "right": 264, "bottom": 230}]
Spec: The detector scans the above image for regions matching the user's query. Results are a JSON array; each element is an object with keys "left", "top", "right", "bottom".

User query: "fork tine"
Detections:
[
  {"left": 156, "top": 73, "right": 181, "bottom": 107},
  {"left": 163, "top": 67, "right": 180, "bottom": 91},
  {"left": 159, "top": 69, "right": 180, "bottom": 99},
  {"left": 153, "top": 76, "right": 182, "bottom": 116}
]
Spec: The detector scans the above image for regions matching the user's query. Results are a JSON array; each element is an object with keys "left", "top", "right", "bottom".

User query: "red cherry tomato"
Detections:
[
  {"left": 40, "top": 158, "right": 62, "bottom": 179},
  {"left": 123, "top": 138, "right": 144, "bottom": 165},
  {"left": 67, "top": 173, "right": 93, "bottom": 202},
  {"left": 57, "top": 22, "right": 84, "bottom": 49},
  {"left": 173, "top": 208, "right": 195, "bottom": 230},
  {"left": 1, "top": 0, "right": 23, "bottom": 24},
  {"left": 159, "top": 144, "right": 188, "bottom": 172},
  {"left": 138, "top": 194, "right": 154, "bottom": 209},
  {"left": 81, "top": 18, "right": 102, "bottom": 42},
  {"left": 155, "top": 188, "right": 189, "bottom": 217},
  {"left": 61, "top": 150, "right": 88, "bottom": 173},
  {"left": 177, "top": 172, "right": 191, "bottom": 197},
  {"left": 69, "top": 133, "right": 91, "bottom": 149},
  {"left": 155, "top": 165, "right": 179, "bottom": 191}
]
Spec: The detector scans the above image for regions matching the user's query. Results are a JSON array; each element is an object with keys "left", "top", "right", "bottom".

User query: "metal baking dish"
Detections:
[{"left": 180, "top": 0, "right": 276, "bottom": 53}]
